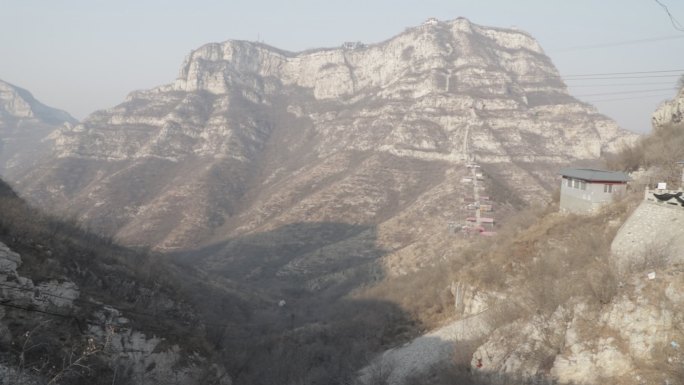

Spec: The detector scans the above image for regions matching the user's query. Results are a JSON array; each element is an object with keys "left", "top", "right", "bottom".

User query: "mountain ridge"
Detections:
[
  {"left": 0, "top": 79, "right": 77, "bottom": 179},
  {"left": 0, "top": 79, "right": 76, "bottom": 125},
  {"left": 11, "top": 18, "right": 636, "bottom": 258}
]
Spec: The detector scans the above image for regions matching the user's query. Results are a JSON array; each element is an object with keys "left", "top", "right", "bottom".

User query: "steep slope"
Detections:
[
  {"left": 652, "top": 87, "right": 684, "bottom": 129},
  {"left": 0, "top": 178, "right": 232, "bottom": 384},
  {"left": 361, "top": 91, "right": 684, "bottom": 385},
  {"left": 0, "top": 80, "right": 76, "bottom": 178},
  {"left": 364, "top": 195, "right": 684, "bottom": 385},
  {"left": 1, "top": 176, "right": 419, "bottom": 385},
  {"left": 17, "top": 18, "right": 635, "bottom": 259}
]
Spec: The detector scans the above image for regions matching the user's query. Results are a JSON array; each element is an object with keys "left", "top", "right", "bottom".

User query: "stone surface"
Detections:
[
  {"left": 652, "top": 88, "right": 684, "bottom": 128},
  {"left": 611, "top": 199, "right": 684, "bottom": 273},
  {"left": 0, "top": 241, "right": 21, "bottom": 273},
  {"left": 0, "top": 241, "right": 231, "bottom": 385},
  {"left": 361, "top": 309, "right": 494, "bottom": 384}
]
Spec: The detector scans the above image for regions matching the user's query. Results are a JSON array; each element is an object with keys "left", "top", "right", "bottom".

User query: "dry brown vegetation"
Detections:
[
  {"left": 606, "top": 120, "right": 684, "bottom": 185},
  {"left": 359, "top": 188, "right": 640, "bottom": 349},
  {"left": 0, "top": 181, "right": 224, "bottom": 384},
  {"left": 356, "top": 113, "right": 684, "bottom": 381}
]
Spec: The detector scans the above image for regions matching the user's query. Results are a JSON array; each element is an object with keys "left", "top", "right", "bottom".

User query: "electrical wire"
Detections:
[
  {"left": 0, "top": 300, "right": 75, "bottom": 319},
  {"left": 562, "top": 69, "right": 684, "bottom": 78},
  {"left": 561, "top": 75, "right": 679, "bottom": 81},
  {"left": 572, "top": 87, "right": 675, "bottom": 97},
  {"left": 0, "top": 281, "right": 216, "bottom": 327},
  {"left": 0, "top": 281, "right": 283, "bottom": 338},
  {"left": 581, "top": 93, "right": 674, "bottom": 103},
  {"left": 568, "top": 82, "right": 676, "bottom": 88},
  {"left": 452, "top": 70, "right": 682, "bottom": 82},
  {"left": 654, "top": 0, "right": 684, "bottom": 32},
  {"left": 551, "top": 34, "right": 684, "bottom": 52}
]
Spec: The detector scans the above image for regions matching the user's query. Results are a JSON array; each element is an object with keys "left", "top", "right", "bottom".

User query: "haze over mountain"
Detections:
[
  {"left": 13, "top": 18, "right": 635, "bottom": 257},
  {"left": 6, "top": 16, "right": 681, "bottom": 385},
  {"left": 0, "top": 80, "right": 76, "bottom": 178}
]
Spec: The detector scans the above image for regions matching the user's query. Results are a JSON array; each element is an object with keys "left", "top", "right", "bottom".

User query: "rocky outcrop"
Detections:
[
  {"left": 361, "top": 309, "right": 494, "bottom": 384},
  {"left": 370, "top": 268, "right": 683, "bottom": 385},
  {"left": 0, "top": 80, "right": 76, "bottom": 179},
  {"left": 0, "top": 240, "right": 230, "bottom": 385},
  {"left": 551, "top": 274, "right": 683, "bottom": 385},
  {"left": 652, "top": 88, "right": 684, "bottom": 128},
  {"left": 611, "top": 199, "right": 684, "bottom": 273}
]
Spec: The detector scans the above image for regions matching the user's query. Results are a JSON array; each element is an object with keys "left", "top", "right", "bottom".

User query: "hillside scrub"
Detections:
[
  {"left": 358, "top": 203, "right": 551, "bottom": 328},
  {"left": 0, "top": 181, "right": 228, "bottom": 383},
  {"left": 362, "top": 189, "right": 648, "bottom": 384},
  {"left": 361, "top": 188, "right": 640, "bottom": 338},
  {"left": 606, "top": 120, "right": 684, "bottom": 185},
  {"left": 1, "top": 180, "right": 432, "bottom": 385}
]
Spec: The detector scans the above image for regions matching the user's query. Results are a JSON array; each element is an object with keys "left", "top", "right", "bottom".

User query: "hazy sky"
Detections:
[{"left": 1, "top": 0, "right": 683, "bottom": 133}]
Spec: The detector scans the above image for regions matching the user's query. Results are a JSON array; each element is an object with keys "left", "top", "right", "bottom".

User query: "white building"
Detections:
[{"left": 559, "top": 168, "right": 630, "bottom": 213}]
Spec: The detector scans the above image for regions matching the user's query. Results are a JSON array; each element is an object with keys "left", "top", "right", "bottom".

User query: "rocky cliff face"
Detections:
[
  {"left": 363, "top": 197, "right": 684, "bottom": 385},
  {"left": 0, "top": 242, "right": 230, "bottom": 385},
  {"left": 652, "top": 88, "right": 684, "bottom": 129},
  {"left": 16, "top": 18, "right": 635, "bottom": 260},
  {"left": 0, "top": 80, "right": 76, "bottom": 178},
  {"left": 0, "top": 180, "right": 231, "bottom": 385}
]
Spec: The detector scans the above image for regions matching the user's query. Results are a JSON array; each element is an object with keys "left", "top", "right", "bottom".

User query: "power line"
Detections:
[
  {"left": 454, "top": 70, "right": 683, "bottom": 82},
  {"left": 573, "top": 87, "right": 675, "bottom": 97},
  {"left": 0, "top": 300, "right": 76, "bottom": 319},
  {"left": 0, "top": 296, "right": 363, "bottom": 343},
  {"left": 563, "top": 74, "right": 680, "bottom": 81},
  {"left": 654, "top": 0, "right": 684, "bottom": 32},
  {"left": 551, "top": 34, "right": 684, "bottom": 52},
  {"left": 568, "top": 81, "right": 676, "bottom": 88},
  {"left": 0, "top": 281, "right": 269, "bottom": 335},
  {"left": 581, "top": 93, "right": 674, "bottom": 103},
  {"left": 562, "top": 69, "right": 684, "bottom": 78}
]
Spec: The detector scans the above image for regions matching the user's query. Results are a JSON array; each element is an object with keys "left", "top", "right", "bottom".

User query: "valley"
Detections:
[{"left": 0, "top": 15, "right": 682, "bottom": 385}]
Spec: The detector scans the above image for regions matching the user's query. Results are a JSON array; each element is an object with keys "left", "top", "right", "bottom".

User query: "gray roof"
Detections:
[{"left": 559, "top": 168, "right": 630, "bottom": 182}]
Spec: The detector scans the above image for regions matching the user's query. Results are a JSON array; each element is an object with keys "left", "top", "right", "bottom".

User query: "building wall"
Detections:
[{"left": 559, "top": 177, "right": 627, "bottom": 213}]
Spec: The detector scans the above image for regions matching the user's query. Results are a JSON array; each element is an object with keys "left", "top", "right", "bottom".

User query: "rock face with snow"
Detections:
[{"left": 0, "top": 80, "right": 76, "bottom": 178}]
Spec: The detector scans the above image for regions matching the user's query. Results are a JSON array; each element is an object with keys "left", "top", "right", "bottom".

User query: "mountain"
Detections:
[
  {"left": 0, "top": 80, "right": 77, "bottom": 178},
  {"left": 3, "top": 18, "right": 650, "bottom": 385},
  {"left": 15, "top": 18, "right": 635, "bottom": 258}
]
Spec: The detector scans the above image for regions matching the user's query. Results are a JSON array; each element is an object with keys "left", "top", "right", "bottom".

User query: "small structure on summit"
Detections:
[
  {"left": 559, "top": 168, "right": 630, "bottom": 213},
  {"left": 423, "top": 17, "right": 439, "bottom": 26},
  {"left": 342, "top": 41, "right": 365, "bottom": 50}
]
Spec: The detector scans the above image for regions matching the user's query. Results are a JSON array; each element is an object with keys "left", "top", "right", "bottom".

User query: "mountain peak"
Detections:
[
  {"left": 172, "top": 18, "right": 549, "bottom": 98},
  {"left": 0, "top": 80, "right": 76, "bottom": 125}
]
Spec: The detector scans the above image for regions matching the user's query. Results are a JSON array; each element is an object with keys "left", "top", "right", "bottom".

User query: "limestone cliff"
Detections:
[
  {"left": 652, "top": 87, "right": 684, "bottom": 129},
  {"left": 0, "top": 79, "right": 76, "bottom": 178},
  {"left": 15, "top": 18, "right": 636, "bottom": 257}
]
